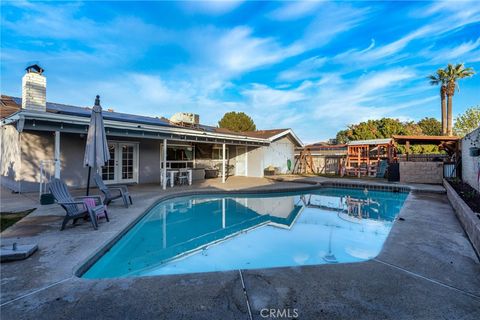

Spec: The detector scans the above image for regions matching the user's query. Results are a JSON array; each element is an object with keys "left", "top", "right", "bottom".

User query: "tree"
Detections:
[
  {"left": 454, "top": 106, "right": 480, "bottom": 137},
  {"left": 333, "top": 118, "right": 443, "bottom": 154},
  {"left": 218, "top": 112, "right": 256, "bottom": 132},
  {"left": 335, "top": 118, "right": 421, "bottom": 143},
  {"left": 428, "top": 69, "right": 448, "bottom": 135},
  {"left": 418, "top": 117, "right": 442, "bottom": 136},
  {"left": 444, "top": 63, "right": 475, "bottom": 136},
  {"left": 335, "top": 129, "right": 351, "bottom": 144}
]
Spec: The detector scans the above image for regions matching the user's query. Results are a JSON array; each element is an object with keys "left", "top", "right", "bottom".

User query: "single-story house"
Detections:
[{"left": 1, "top": 66, "right": 303, "bottom": 193}]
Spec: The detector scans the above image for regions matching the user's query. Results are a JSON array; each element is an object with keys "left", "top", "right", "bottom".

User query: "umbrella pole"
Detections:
[{"left": 86, "top": 166, "right": 91, "bottom": 196}]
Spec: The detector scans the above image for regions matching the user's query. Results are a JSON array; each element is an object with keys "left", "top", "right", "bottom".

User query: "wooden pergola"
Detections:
[{"left": 392, "top": 135, "right": 460, "bottom": 160}]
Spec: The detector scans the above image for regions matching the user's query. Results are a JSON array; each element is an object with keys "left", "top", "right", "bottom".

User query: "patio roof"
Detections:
[
  {"left": 347, "top": 138, "right": 392, "bottom": 146},
  {"left": 392, "top": 135, "right": 460, "bottom": 144},
  {"left": 0, "top": 96, "right": 271, "bottom": 146}
]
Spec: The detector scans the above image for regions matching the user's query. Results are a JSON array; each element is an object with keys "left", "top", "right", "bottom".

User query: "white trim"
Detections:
[
  {"left": 222, "top": 143, "right": 226, "bottom": 183},
  {"left": 54, "top": 131, "right": 60, "bottom": 178},
  {"left": 162, "top": 139, "right": 167, "bottom": 190},
  {"left": 268, "top": 129, "right": 303, "bottom": 147},
  {"left": 246, "top": 147, "right": 248, "bottom": 176},
  {"left": 13, "top": 110, "right": 269, "bottom": 144}
]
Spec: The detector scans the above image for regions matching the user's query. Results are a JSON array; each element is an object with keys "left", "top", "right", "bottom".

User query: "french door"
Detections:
[{"left": 102, "top": 142, "right": 138, "bottom": 184}]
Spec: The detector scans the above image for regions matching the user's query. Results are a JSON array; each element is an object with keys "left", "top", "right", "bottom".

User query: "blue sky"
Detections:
[{"left": 1, "top": 1, "right": 479, "bottom": 143}]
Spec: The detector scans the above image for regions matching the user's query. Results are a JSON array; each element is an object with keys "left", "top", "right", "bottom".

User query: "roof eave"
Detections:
[
  {"left": 268, "top": 129, "right": 304, "bottom": 147},
  {"left": 12, "top": 110, "right": 270, "bottom": 143}
]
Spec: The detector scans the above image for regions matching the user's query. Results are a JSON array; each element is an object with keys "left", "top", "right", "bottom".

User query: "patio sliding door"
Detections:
[{"left": 101, "top": 142, "right": 139, "bottom": 184}]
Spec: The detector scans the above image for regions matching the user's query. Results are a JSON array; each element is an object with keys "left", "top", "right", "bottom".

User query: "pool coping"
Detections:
[
  {"left": 75, "top": 180, "right": 413, "bottom": 278},
  {"left": 3, "top": 178, "right": 479, "bottom": 319}
]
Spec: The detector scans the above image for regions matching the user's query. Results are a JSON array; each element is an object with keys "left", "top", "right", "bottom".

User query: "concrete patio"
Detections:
[{"left": 1, "top": 177, "right": 479, "bottom": 319}]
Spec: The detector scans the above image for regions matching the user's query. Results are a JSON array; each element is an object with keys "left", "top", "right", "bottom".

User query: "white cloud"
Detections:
[
  {"left": 183, "top": 26, "right": 304, "bottom": 78},
  {"left": 269, "top": 0, "right": 323, "bottom": 21},
  {"left": 278, "top": 56, "right": 327, "bottom": 81},
  {"left": 297, "top": 3, "right": 371, "bottom": 50},
  {"left": 241, "top": 83, "right": 309, "bottom": 108},
  {"left": 332, "top": 2, "right": 480, "bottom": 69},
  {"left": 180, "top": 0, "right": 244, "bottom": 15},
  {"left": 420, "top": 38, "right": 480, "bottom": 64}
]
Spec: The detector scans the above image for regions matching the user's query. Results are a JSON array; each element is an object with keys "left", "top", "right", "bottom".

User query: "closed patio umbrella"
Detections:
[{"left": 84, "top": 95, "right": 110, "bottom": 195}]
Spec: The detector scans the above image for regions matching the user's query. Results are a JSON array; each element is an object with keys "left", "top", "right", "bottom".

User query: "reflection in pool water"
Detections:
[{"left": 83, "top": 188, "right": 408, "bottom": 278}]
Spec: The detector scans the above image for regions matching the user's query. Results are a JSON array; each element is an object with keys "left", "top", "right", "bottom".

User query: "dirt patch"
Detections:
[
  {"left": 2, "top": 215, "right": 63, "bottom": 237},
  {"left": 0, "top": 209, "right": 36, "bottom": 232},
  {"left": 447, "top": 178, "right": 480, "bottom": 213}
]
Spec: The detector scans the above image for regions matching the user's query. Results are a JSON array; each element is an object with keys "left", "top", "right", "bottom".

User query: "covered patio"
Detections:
[{"left": 5, "top": 105, "right": 270, "bottom": 194}]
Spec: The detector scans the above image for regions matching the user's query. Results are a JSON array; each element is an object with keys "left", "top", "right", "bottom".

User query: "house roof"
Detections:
[
  {"left": 1, "top": 95, "right": 301, "bottom": 146},
  {"left": 8, "top": 96, "right": 175, "bottom": 128},
  {"left": 1, "top": 95, "right": 20, "bottom": 119},
  {"left": 347, "top": 138, "right": 392, "bottom": 146},
  {"left": 242, "top": 129, "right": 289, "bottom": 139},
  {"left": 305, "top": 143, "right": 347, "bottom": 150},
  {"left": 243, "top": 128, "right": 303, "bottom": 147}
]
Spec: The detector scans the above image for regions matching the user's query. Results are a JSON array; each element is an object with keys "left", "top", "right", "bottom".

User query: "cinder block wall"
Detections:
[
  {"left": 461, "top": 127, "right": 480, "bottom": 192},
  {"left": 399, "top": 162, "right": 443, "bottom": 184}
]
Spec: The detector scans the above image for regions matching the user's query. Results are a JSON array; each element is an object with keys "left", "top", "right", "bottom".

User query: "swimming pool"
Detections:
[{"left": 82, "top": 187, "right": 408, "bottom": 278}]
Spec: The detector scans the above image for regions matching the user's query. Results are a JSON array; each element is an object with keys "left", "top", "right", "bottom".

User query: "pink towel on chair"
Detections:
[{"left": 83, "top": 198, "right": 107, "bottom": 219}]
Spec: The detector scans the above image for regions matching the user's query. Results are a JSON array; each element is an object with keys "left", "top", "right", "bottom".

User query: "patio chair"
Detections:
[
  {"left": 161, "top": 169, "right": 171, "bottom": 187},
  {"left": 48, "top": 178, "right": 105, "bottom": 230},
  {"left": 375, "top": 160, "right": 388, "bottom": 178},
  {"left": 94, "top": 173, "right": 133, "bottom": 208},
  {"left": 345, "top": 166, "right": 357, "bottom": 176},
  {"left": 358, "top": 163, "right": 368, "bottom": 176},
  {"left": 177, "top": 168, "right": 189, "bottom": 185}
]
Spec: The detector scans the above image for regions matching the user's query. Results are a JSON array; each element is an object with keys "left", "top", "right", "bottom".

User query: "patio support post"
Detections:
[
  {"left": 162, "top": 139, "right": 167, "bottom": 190},
  {"left": 54, "top": 131, "right": 61, "bottom": 178},
  {"left": 222, "top": 143, "right": 226, "bottom": 183},
  {"left": 406, "top": 140, "right": 410, "bottom": 161}
]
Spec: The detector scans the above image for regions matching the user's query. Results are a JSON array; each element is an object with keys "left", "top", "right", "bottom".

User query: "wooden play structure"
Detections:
[
  {"left": 293, "top": 148, "right": 315, "bottom": 174},
  {"left": 343, "top": 139, "right": 396, "bottom": 177}
]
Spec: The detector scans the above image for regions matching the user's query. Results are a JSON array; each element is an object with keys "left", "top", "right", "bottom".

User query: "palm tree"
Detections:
[
  {"left": 428, "top": 69, "right": 448, "bottom": 135},
  {"left": 444, "top": 63, "right": 475, "bottom": 136}
]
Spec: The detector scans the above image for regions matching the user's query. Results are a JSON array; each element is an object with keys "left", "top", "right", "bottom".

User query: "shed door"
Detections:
[{"left": 235, "top": 146, "right": 247, "bottom": 176}]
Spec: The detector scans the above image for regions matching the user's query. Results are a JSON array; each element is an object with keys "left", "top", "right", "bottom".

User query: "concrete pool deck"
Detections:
[{"left": 1, "top": 177, "right": 479, "bottom": 319}]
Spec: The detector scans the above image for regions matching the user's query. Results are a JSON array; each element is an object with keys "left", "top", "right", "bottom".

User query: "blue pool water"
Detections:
[{"left": 83, "top": 188, "right": 408, "bottom": 278}]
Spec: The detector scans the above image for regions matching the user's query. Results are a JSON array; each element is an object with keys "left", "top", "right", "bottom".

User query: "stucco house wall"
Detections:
[
  {"left": 263, "top": 136, "right": 295, "bottom": 174},
  {"left": 246, "top": 146, "right": 264, "bottom": 178},
  {"left": 462, "top": 127, "right": 480, "bottom": 192},
  {"left": 0, "top": 125, "right": 21, "bottom": 191},
  {"left": 1, "top": 128, "right": 259, "bottom": 192},
  {"left": 17, "top": 130, "right": 55, "bottom": 192}
]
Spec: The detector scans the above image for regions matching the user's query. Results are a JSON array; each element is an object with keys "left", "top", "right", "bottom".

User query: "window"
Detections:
[
  {"left": 167, "top": 146, "right": 194, "bottom": 161},
  {"left": 212, "top": 146, "right": 229, "bottom": 160}
]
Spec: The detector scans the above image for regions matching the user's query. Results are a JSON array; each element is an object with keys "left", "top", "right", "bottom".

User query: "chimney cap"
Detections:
[{"left": 25, "top": 64, "right": 44, "bottom": 74}]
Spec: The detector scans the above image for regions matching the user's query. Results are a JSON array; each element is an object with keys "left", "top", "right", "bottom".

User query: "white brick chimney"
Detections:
[{"left": 22, "top": 64, "right": 46, "bottom": 111}]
